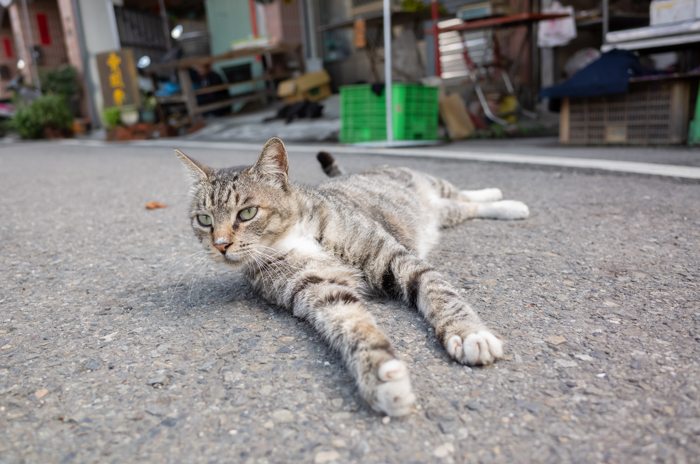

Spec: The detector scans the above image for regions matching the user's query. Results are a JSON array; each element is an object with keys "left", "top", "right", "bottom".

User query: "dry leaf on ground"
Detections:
[{"left": 145, "top": 202, "right": 167, "bottom": 210}]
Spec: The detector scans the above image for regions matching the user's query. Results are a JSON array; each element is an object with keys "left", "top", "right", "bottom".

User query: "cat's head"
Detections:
[{"left": 176, "top": 137, "right": 296, "bottom": 266}]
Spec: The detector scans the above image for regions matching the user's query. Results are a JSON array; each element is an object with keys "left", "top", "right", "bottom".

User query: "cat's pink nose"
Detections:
[{"left": 214, "top": 241, "right": 231, "bottom": 253}]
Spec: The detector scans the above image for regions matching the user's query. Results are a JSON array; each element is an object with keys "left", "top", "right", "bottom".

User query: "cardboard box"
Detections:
[
  {"left": 277, "top": 70, "right": 331, "bottom": 104},
  {"left": 439, "top": 94, "right": 475, "bottom": 140},
  {"left": 650, "top": 0, "right": 697, "bottom": 25}
]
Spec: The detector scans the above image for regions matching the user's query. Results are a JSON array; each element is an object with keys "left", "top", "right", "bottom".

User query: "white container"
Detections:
[{"left": 650, "top": 0, "right": 697, "bottom": 25}]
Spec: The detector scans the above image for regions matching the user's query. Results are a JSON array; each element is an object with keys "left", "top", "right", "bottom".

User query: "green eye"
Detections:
[
  {"left": 197, "top": 214, "right": 212, "bottom": 226},
  {"left": 239, "top": 207, "right": 258, "bottom": 221}
]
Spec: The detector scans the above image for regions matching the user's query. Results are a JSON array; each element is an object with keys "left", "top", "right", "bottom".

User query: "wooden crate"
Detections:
[{"left": 560, "top": 79, "right": 695, "bottom": 145}]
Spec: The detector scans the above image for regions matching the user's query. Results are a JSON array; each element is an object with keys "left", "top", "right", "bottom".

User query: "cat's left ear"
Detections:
[
  {"left": 252, "top": 137, "right": 289, "bottom": 183},
  {"left": 175, "top": 149, "right": 212, "bottom": 183}
]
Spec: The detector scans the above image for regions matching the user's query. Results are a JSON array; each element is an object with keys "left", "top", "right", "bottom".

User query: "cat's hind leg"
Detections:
[
  {"left": 436, "top": 198, "right": 529, "bottom": 227},
  {"left": 458, "top": 188, "right": 503, "bottom": 203},
  {"left": 273, "top": 257, "right": 415, "bottom": 416},
  {"left": 423, "top": 173, "right": 503, "bottom": 202}
]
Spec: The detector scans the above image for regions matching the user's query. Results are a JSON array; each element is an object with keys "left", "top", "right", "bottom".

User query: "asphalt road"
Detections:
[{"left": 1, "top": 141, "right": 699, "bottom": 464}]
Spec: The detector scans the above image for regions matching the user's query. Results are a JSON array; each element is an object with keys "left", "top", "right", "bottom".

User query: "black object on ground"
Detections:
[{"left": 264, "top": 100, "right": 324, "bottom": 124}]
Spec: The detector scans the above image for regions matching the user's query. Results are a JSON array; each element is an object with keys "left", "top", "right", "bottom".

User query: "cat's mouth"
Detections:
[{"left": 220, "top": 251, "right": 246, "bottom": 265}]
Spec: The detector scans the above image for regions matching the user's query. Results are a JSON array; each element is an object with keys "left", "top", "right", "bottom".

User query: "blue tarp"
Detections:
[{"left": 539, "top": 49, "right": 659, "bottom": 99}]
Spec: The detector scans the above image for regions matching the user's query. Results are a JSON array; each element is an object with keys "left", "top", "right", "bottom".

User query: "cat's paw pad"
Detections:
[
  {"left": 447, "top": 330, "right": 503, "bottom": 366},
  {"left": 478, "top": 200, "right": 529, "bottom": 220},
  {"left": 374, "top": 359, "right": 415, "bottom": 417},
  {"left": 461, "top": 188, "right": 503, "bottom": 202}
]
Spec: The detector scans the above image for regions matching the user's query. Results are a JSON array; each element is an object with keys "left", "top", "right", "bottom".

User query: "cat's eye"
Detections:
[
  {"left": 239, "top": 207, "right": 258, "bottom": 221},
  {"left": 197, "top": 214, "right": 212, "bottom": 226}
]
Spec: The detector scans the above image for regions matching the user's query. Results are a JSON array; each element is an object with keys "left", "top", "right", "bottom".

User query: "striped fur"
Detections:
[{"left": 176, "top": 137, "right": 528, "bottom": 416}]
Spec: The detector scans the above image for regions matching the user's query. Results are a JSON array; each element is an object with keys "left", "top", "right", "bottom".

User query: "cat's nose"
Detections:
[{"left": 214, "top": 238, "right": 231, "bottom": 254}]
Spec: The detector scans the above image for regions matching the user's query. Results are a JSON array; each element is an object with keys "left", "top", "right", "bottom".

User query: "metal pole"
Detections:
[
  {"left": 306, "top": 0, "right": 318, "bottom": 61},
  {"left": 602, "top": 0, "right": 609, "bottom": 44},
  {"left": 248, "top": 0, "right": 259, "bottom": 38},
  {"left": 158, "top": 0, "right": 171, "bottom": 52},
  {"left": 20, "top": 0, "right": 41, "bottom": 92},
  {"left": 431, "top": 0, "right": 440, "bottom": 77},
  {"left": 383, "top": 0, "right": 393, "bottom": 143},
  {"left": 71, "top": 0, "right": 99, "bottom": 127}
]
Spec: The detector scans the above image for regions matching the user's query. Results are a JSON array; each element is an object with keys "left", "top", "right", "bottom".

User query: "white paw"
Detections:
[
  {"left": 477, "top": 200, "right": 529, "bottom": 220},
  {"left": 461, "top": 188, "right": 503, "bottom": 202},
  {"left": 447, "top": 330, "right": 504, "bottom": 366},
  {"left": 375, "top": 359, "right": 416, "bottom": 417}
]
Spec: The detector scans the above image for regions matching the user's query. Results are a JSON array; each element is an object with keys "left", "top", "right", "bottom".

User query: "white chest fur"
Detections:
[{"left": 270, "top": 221, "right": 322, "bottom": 256}]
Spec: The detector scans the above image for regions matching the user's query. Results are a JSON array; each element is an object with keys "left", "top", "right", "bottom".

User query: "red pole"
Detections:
[
  {"left": 249, "top": 0, "right": 259, "bottom": 38},
  {"left": 431, "top": 0, "right": 441, "bottom": 77}
]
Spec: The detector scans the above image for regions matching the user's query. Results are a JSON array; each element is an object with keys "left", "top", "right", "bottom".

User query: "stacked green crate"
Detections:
[{"left": 340, "top": 84, "right": 438, "bottom": 143}]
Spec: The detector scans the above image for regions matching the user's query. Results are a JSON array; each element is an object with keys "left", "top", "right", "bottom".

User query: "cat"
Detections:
[{"left": 176, "top": 137, "right": 529, "bottom": 417}]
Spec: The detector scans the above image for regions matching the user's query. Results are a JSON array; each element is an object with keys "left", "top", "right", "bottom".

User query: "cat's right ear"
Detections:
[{"left": 175, "top": 149, "right": 212, "bottom": 182}]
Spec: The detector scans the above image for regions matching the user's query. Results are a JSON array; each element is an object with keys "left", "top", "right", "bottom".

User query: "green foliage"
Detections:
[
  {"left": 10, "top": 94, "right": 74, "bottom": 139},
  {"left": 103, "top": 107, "right": 122, "bottom": 129},
  {"left": 40, "top": 65, "right": 79, "bottom": 98},
  {"left": 402, "top": 0, "right": 447, "bottom": 14}
]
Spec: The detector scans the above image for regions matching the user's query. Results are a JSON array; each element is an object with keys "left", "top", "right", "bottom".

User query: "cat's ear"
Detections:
[
  {"left": 252, "top": 137, "right": 289, "bottom": 182},
  {"left": 175, "top": 149, "right": 212, "bottom": 182}
]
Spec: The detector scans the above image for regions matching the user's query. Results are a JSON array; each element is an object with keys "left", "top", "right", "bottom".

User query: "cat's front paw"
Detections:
[
  {"left": 446, "top": 330, "right": 503, "bottom": 366},
  {"left": 373, "top": 359, "right": 416, "bottom": 417}
]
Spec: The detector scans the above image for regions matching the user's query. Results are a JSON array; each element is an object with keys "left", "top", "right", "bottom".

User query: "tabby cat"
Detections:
[{"left": 176, "top": 137, "right": 529, "bottom": 416}]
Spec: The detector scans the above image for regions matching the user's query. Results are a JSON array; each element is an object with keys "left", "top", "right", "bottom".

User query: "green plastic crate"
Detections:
[{"left": 340, "top": 84, "right": 439, "bottom": 143}]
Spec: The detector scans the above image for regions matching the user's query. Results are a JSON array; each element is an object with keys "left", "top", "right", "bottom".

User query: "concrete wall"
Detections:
[
  {"left": 77, "top": 0, "right": 121, "bottom": 122},
  {"left": 205, "top": 0, "right": 264, "bottom": 97}
]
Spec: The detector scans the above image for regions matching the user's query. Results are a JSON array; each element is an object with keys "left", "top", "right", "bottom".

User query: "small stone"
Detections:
[
  {"left": 263, "top": 421, "right": 274, "bottom": 429},
  {"left": 565, "top": 381, "right": 577, "bottom": 388},
  {"left": 145, "top": 405, "right": 165, "bottom": 417},
  {"left": 259, "top": 385, "right": 273, "bottom": 396},
  {"left": 314, "top": 450, "right": 341, "bottom": 464},
  {"left": 199, "top": 360, "right": 217, "bottom": 372},
  {"left": 276, "top": 346, "right": 292, "bottom": 353},
  {"left": 272, "top": 409, "right": 294, "bottom": 423},
  {"left": 228, "top": 429, "right": 238, "bottom": 435},
  {"left": 160, "top": 417, "right": 177, "bottom": 427},
  {"left": 126, "top": 412, "right": 144, "bottom": 421},
  {"left": 34, "top": 388, "right": 48, "bottom": 399},
  {"left": 85, "top": 360, "right": 100, "bottom": 371},
  {"left": 465, "top": 401, "right": 482, "bottom": 411},
  {"left": 545, "top": 335, "right": 567, "bottom": 345},
  {"left": 147, "top": 375, "right": 167, "bottom": 386},
  {"left": 574, "top": 354, "right": 594, "bottom": 362},
  {"left": 331, "top": 398, "right": 344, "bottom": 409},
  {"left": 555, "top": 359, "right": 578, "bottom": 368},
  {"left": 590, "top": 350, "right": 607, "bottom": 360},
  {"left": 439, "top": 420, "right": 458, "bottom": 433},
  {"left": 331, "top": 411, "right": 352, "bottom": 421},
  {"left": 353, "top": 440, "right": 370, "bottom": 457},
  {"left": 433, "top": 443, "right": 455, "bottom": 458},
  {"left": 331, "top": 439, "right": 346, "bottom": 448},
  {"left": 216, "top": 343, "right": 238, "bottom": 357},
  {"left": 1, "top": 345, "right": 11, "bottom": 350},
  {"left": 382, "top": 416, "right": 390, "bottom": 425},
  {"left": 516, "top": 400, "right": 543, "bottom": 413}
]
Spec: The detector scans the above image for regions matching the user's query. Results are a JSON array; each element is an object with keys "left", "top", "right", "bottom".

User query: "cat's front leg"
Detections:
[
  {"left": 383, "top": 251, "right": 504, "bottom": 366},
  {"left": 273, "top": 258, "right": 416, "bottom": 416}
]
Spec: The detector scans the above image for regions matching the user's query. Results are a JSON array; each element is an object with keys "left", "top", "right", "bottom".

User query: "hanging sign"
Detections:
[{"left": 96, "top": 49, "right": 141, "bottom": 108}]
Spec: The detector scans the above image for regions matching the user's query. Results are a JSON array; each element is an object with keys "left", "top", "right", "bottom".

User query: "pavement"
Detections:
[{"left": 1, "top": 140, "right": 700, "bottom": 464}]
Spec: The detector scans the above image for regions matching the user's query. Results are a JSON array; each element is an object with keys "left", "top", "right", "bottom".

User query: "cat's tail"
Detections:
[{"left": 316, "top": 151, "right": 344, "bottom": 178}]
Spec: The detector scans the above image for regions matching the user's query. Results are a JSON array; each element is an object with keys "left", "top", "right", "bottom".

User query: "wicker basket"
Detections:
[{"left": 560, "top": 79, "right": 695, "bottom": 145}]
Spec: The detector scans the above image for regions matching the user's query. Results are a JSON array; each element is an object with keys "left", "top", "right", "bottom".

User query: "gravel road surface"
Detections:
[{"left": 1, "top": 141, "right": 699, "bottom": 464}]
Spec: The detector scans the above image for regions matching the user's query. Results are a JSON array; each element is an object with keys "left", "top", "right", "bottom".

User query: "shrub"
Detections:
[
  {"left": 103, "top": 107, "right": 122, "bottom": 129},
  {"left": 10, "top": 94, "right": 74, "bottom": 139},
  {"left": 40, "top": 65, "right": 79, "bottom": 98}
]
